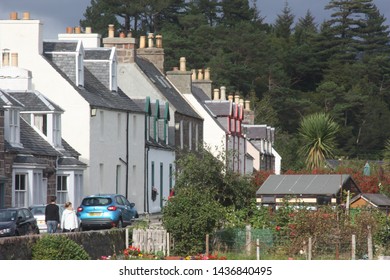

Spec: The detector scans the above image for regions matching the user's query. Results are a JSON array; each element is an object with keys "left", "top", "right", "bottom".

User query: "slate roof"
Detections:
[
  {"left": 135, "top": 57, "right": 201, "bottom": 119},
  {"left": 351, "top": 193, "right": 390, "bottom": 207},
  {"left": 192, "top": 85, "right": 211, "bottom": 103},
  {"left": 257, "top": 174, "right": 357, "bottom": 196},
  {"left": 8, "top": 91, "right": 64, "bottom": 112},
  {"left": 0, "top": 90, "right": 24, "bottom": 107},
  {"left": 84, "top": 49, "right": 112, "bottom": 60},
  {"left": 243, "top": 125, "right": 268, "bottom": 140},
  {"left": 43, "top": 41, "right": 78, "bottom": 52},
  {"left": 42, "top": 42, "right": 143, "bottom": 114},
  {"left": 6, "top": 118, "right": 62, "bottom": 157},
  {"left": 204, "top": 100, "right": 232, "bottom": 117}
]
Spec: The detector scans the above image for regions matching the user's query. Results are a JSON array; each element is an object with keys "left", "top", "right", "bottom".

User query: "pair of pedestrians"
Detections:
[{"left": 45, "top": 196, "right": 78, "bottom": 233}]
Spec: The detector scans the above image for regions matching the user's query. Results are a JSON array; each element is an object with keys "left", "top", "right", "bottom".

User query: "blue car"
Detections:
[{"left": 76, "top": 194, "right": 138, "bottom": 231}]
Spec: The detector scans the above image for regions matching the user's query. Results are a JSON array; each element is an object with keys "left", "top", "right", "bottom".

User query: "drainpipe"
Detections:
[{"left": 125, "top": 112, "right": 129, "bottom": 199}]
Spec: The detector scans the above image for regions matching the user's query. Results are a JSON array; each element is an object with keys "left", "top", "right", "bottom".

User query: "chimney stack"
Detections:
[{"left": 228, "top": 94, "right": 234, "bottom": 102}]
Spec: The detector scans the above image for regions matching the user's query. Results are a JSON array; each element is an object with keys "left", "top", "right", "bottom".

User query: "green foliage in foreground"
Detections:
[{"left": 32, "top": 235, "right": 90, "bottom": 260}]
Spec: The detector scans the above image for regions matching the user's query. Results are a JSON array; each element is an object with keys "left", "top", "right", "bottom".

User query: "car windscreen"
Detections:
[
  {"left": 82, "top": 197, "right": 112, "bottom": 206},
  {"left": 0, "top": 210, "right": 17, "bottom": 222}
]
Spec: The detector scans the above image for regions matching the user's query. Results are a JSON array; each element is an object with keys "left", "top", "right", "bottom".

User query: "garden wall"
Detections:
[{"left": 0, "top": 229, "right": 126, "bottom": 260}]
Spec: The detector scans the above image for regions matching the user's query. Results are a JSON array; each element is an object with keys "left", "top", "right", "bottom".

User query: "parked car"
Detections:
[
  {"left": 0, "top": 207, "right": 40, "bottom": 237},
  {"left": 77, "top": 194, "right": 138, "bottom": 231},
  {"left": 28, "top": 204, "right": 65, "bottom": 233}
]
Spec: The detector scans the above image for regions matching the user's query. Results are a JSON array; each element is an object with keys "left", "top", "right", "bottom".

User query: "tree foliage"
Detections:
[{"left": 79, "top": 0, "right": 390, "bottom": 170}]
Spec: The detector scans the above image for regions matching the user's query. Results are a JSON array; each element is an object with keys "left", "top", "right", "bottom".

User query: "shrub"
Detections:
[
  {"left": 31, "top": 235, "right": 90, "bottom": 260},
  {"left": 162, "top": 187, "right": 225, "bottom": 255}
]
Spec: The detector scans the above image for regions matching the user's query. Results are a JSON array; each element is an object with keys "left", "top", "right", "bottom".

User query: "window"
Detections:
[
  {"left": 9, "top": 109, "right": 20, "bottom": 145},
  {"left": 15, "top": 174, "right": 26, "bottom": 207},
  {"left": 151, "top": 161, "right": 155, "bottom": 187},
  {"left": 56, "top": 175, "right": 68, "bottom": 204},
  {"left": 53, "top": 114, "right": 61, "bottom": 147},
  {"left": 100, "top": 111, "right": 104, "bottom": 139},
  {"left": 34, "top": 114, "right": 47, "bottom": 136},
  {"left": 169, "top": 164, "right": 173, "bottom": 189},
  {"left": 195, "top": 124, "right": 199, "bottom": 151},
  {"left": 117, "top": 113, "right": 122, "bottom": 140},
  {"left": 180, "top": 120, "right": 184, "bottom": 149},
  {"left": 160, "top": 163, "right": 163, "bottom": 207},
  {"left": 188, "top": 122, "right": 192, "bottom": 150}
]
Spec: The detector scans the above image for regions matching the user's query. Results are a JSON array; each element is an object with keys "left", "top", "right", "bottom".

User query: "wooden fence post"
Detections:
[
  {"left": 166, "top": 232, "right": 170, "bottom": 256},
  {"left": 256, "top": 239, "right": 260, "bottom": 260},
  {"left": 246, "top": 225, "right": 251, "bottom": 256},
  {"left": 368, "top": 225, "right": 373, "bottom": 260},
  {"left": 125, "top": 227, "right": 129, "bottom": 249},
  {"left": 206, "top": 234, "right": 209, "bottom": 256},
  {"left": 351, "top": 234, "right": 356, "bottom": 260},
  {"left": 308, "top": 237, "right": 312, "bottom": 260}
]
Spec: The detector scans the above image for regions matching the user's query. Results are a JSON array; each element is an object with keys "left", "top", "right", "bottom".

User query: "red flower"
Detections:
[{"left": 275, "top": 225, "right": 281, "bottom": 231}]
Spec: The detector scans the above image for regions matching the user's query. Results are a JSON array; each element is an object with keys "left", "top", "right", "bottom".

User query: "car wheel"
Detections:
[{"left": 135, "top": 212, "right": 139, "bottom": 219}]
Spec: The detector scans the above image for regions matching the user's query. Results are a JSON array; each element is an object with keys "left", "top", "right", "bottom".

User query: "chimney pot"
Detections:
[
  {"left": 108, "top": 24, "right": 115, "bottom": 38},
  {"left": 10, "top": 12, "right": 18, "bottom": 20},
  {"left": 2, "top": 52, "right": 10, "bottom": 66},
  {"left": 191, "top": 69, "right": 196, "bottom": 80},
  {"left": 213, "top": 89, "right": 220, "bottom": 100},
  {"left": 85, "top": 27, "right": 92, "bottom": 33},
  {"left": 234, "top": 94, "right": 240, "bottom": 104},
  {"left": 204, "top": 68, "right": 210, "bottom": 80},
  {"left": 179, "top": 57, "right": 186, "bottom": 71},
  {"left": 11, "top": 53, "right": 18, "bottom": 67},
  {"left": 245, "top": 100, "right": 250, "bottom": 110},
  {"left": 156, "top": 34, "right": 162, "bottom": 48},
  {"left": 66, "top": 26, "right": 73, "bottom": 33},
  {"left": 22, "top": 12, "right": 30, "bottom": 20},
  {"left": 173, "top": 66, "right": 179, "bottom": 71},
  {"left": 139, "top": 36, "right": 146, "bottom": 48},
  {"left": 148, "top": 33, "right": 154, "bottom": 48},
  {"left": 239, "top": 98, "right": 244, "bottom": 106},
  {"left": 228, "top": 94, "right": 234, "bottom": 102},
  {"left": 74, "top": 26, "right": 81, "bottom": 34},
  {"left": 197, "top": 69, "right": 203, "bottom": 80},
  {"left": 220, "top": 86, "right": 226, "bottom": 100}
]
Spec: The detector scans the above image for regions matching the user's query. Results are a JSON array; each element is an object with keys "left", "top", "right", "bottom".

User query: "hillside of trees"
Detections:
[{"left": 79, "top": 0, "right": 390, "bottom": 171}]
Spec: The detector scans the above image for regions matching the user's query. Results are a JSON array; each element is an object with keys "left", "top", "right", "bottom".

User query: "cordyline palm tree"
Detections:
[{"left": 298, "top": 112, "right": 340, "bottom": 170}]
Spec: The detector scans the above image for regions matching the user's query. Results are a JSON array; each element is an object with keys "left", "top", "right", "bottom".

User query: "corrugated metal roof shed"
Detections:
[{"left": 256, "top": 174, "right": 354, "bottom": 196}]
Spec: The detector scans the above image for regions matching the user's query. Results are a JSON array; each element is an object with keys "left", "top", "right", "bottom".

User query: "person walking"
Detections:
[
  {"left": 45, "top": 196, "right": 60, "bottom": 233},
  {"left": 61, "top": 202, "right": 79, "bottom": 232}
]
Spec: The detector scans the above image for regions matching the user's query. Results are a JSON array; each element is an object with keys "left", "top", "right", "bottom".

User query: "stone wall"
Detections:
[{"left": 0, "top": 229, "right": 126, "bottom": 260}]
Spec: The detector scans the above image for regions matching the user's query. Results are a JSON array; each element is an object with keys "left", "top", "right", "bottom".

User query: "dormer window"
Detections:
[{"left": 32, "top": 113, "right": 62, "bottom": 148}]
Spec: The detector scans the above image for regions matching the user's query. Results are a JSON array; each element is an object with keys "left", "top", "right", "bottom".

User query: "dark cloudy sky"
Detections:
[{"left": 0, "top": 0, "right": 389, "bottom": 39}]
